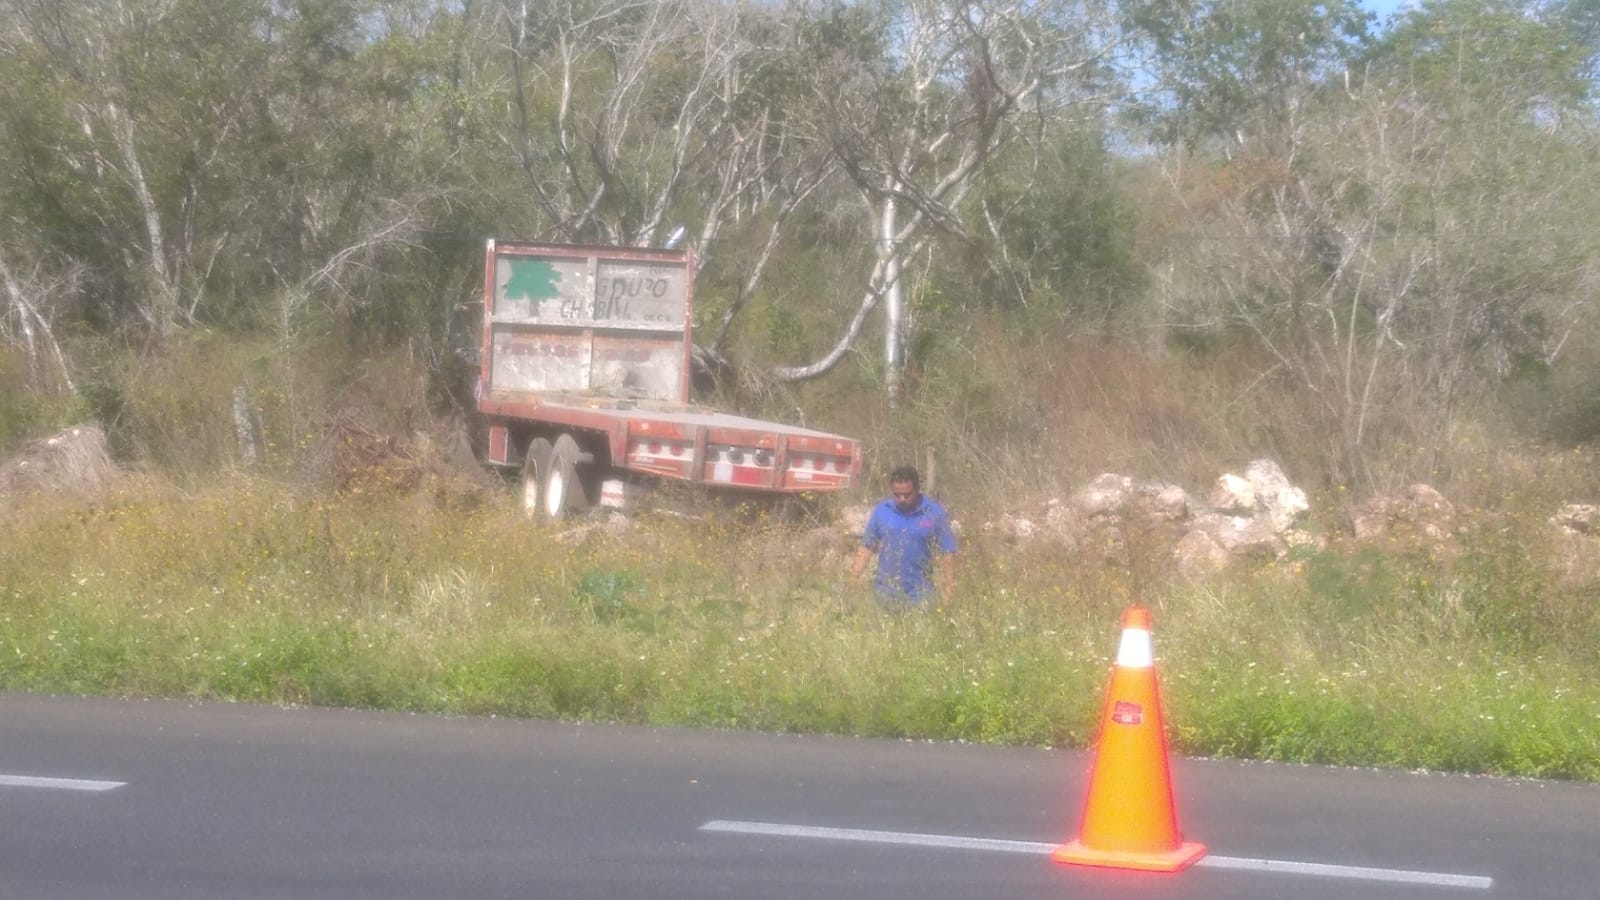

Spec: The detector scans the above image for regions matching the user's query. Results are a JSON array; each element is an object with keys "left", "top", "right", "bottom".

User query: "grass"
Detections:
[{"left": 3, "top": 474, "right": 1598, "bottom": 781}]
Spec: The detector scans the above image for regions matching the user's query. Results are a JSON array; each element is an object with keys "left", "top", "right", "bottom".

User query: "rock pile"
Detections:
[
  {"left": 975, "top": 458, "right": 1311, "bottom": 579},
  {"left": 1550, "top": 503, "right": 1600, "bottom": 583}
]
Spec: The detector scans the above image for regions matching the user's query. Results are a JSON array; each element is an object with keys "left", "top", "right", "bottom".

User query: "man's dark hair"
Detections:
[{"left": 888, "top": 465, "right": 920, "bottom": 491}]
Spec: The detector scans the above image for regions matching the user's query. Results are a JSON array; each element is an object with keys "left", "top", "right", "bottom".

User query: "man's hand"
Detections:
[{"left": 850, "top": 545, "right": 873, "bottom": 580}]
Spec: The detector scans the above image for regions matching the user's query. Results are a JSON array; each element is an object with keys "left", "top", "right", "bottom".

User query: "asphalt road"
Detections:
[{"left": 1, "top": 693, "right": 1593, "bottom": 899}]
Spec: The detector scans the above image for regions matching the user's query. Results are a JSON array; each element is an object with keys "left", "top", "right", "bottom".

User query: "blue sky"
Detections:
[{"left": 1361, "top": 0, "right": 1415, "bottom": 26}]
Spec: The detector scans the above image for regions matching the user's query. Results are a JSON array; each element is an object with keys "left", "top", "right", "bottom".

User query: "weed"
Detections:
[{"left": 3, "top": 449, "right": 1600, "bottom": 780}]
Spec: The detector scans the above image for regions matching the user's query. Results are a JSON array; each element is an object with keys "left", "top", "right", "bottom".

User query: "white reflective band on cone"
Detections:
[{"left": 1116, "top": 628, "right": 1154, "bottom": 668}]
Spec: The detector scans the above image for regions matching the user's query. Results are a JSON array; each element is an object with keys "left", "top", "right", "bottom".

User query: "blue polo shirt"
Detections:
[{"left": 861, "top": 495, "right": 958, "bottom": 602}]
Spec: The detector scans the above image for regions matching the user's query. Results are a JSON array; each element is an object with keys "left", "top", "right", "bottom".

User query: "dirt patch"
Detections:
[{"left": 298, "top": 412, "right": 497, "bottom": 510}]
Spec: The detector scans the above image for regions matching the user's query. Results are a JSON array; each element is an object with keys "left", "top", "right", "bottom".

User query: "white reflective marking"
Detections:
[
  {"left": 1116, "top": 627, "right": 1153, "bottom": 667},
  {"left": 699, "top": 820, "right": 1492, "bottom": 891},
  {"left": 0, "top": 774, "right": 126, "bottom": 792},
  {"left": 702, "top": 820, "right": 1049, "bottom": 856},
  {"left": 1198, "top": 854, "right": 1493, "bottom": 890}
]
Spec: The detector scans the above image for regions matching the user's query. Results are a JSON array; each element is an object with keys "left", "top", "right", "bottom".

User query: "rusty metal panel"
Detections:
[
  {"left": 489, "top": 330, "right": 591, "bottom": 393},
  {"left": 486, "top": 424, "right": 510, "bottom": 466}
]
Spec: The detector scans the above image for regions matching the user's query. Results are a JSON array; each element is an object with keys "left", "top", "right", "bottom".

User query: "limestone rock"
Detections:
[
  {"left": 1075, "top": 473, "right": 1135, "bottom": 518},
  {"left": 1208, "top": 472, "right": 1256, "bottom": 514},
  {"left": 1246, "top": 458, "right": 1310, "bottom": 532},
  {"left": 1552, "top": 503, "right": 1600, "bottom": 536},
  {"left": 1174, "top": 529, "right": 1230, "bottom": 580}
]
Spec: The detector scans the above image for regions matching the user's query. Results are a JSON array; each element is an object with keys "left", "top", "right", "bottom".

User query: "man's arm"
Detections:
[
  {"left": 852, "top": 506, "right": 882, "bottom": 580},
  {"left": 936, "top": 551, "right": 955, "bottom": 597},
  {"left": 851, "top": 544, "right": 875, "bottom": 579}
]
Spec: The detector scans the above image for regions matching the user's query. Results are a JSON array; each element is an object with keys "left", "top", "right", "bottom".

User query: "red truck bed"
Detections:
[{"left": 480, "top": 391, "right": 858, "bottom": 493}]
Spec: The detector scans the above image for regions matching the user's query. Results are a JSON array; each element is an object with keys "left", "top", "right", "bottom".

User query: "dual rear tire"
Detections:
[{"left": 520, "top": 433, "right": 592, "bottom": 520}]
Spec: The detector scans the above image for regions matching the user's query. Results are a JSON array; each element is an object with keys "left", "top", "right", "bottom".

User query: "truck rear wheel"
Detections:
[
  {"left": 520, "top": 437, "right": 554, "bottom": 519},
  {"left": 544, "top": 433, "right": 591, "bottom": 518}
]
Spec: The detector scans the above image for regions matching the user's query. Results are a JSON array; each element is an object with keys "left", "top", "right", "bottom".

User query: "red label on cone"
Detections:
[{"left": 1111, "top": 700, "right": 1143, "bottom": 725}]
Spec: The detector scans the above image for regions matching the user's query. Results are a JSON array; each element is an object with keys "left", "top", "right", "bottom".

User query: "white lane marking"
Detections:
[
  {"left": 699, "top": 820, "right": 1493, "bottom": 891},
  {"left": 703, "top": 819, "right": 1051, "bottom": 856},
  {"left": 0, "top": 774, "right": 126, "bottom": 792},
  {"left": 1198, "top": 855, "right": 1493, "bottom": 890}
]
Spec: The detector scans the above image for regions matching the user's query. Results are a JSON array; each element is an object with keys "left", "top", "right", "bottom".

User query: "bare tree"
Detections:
[
  {"left": 497, "top": 0, "right": 846, "bottom": 380},
  {"left": 5, "top": 0, "right": 265, "bottom": 335},
  {"left": 774, "top": 0, "right": 1124, "bottom": 399},
  {"left": 493, "top": 0, "right": 1124, "bottom": 398},
  {"left": 0, "top": 248, "right": 79, "bottom": 393},
  {"left": 501, "top": 0, "right": 797, "bottom": 242},
  {"left": 1146, "top": 1, "right": 1600, "bottom": 488}
]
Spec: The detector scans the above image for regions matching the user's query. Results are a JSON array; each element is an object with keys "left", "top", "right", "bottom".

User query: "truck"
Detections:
[{"left": 475, "top": 239, "right": 863, "bottom": 518}]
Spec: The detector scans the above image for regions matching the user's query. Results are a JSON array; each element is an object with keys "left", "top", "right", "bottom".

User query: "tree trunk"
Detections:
[
  {"left": 107, "top": 102, "right": 180, "bottom": 336},
  {"left": 882, "top": 187, "right": 903, "bottom": 406}
]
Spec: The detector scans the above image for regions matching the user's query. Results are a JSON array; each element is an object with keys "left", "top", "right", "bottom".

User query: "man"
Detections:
[{"left": 851, "top": 465, "right": 957, "bottom": 605}]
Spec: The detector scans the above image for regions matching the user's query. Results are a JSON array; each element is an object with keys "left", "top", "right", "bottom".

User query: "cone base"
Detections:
[{"left": 1052, "top": 839, "right": 1207, "bottom": 873}]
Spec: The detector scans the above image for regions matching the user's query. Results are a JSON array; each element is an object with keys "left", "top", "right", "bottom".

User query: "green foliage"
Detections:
[
  {"left": 0, "top": 351, "right": 84, "bottom": 454},
  {"left": 574, "top": 569, "right": 648, "bottom": 626},
  {"left": 1501, "top": 325, "right": 1600, "bottom": 445},
  {"left": 1128, "top": 0, "right": 1375, "bottom": 150},
  {"left": 4, "top": 473, "right": 1600, "bottom": 780},
  {"left": 922, "top": 131, "right": 1144, "bottom": 327},
  {"left": 1374, "top": 0, "right": 1594, "bottom": 109}
]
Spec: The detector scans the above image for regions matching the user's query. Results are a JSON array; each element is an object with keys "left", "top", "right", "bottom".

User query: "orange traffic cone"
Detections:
[{"left": 1053, "top": 606, "right": 1206, "bottom": 873}]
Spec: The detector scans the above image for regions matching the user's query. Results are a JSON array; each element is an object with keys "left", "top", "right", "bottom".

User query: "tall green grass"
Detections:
[{"left": 3, "top": 476, "right": 1597, "bottom": 780}]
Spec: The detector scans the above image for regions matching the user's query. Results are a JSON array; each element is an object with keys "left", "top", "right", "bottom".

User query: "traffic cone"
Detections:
[{"left": 1053, "top": 606, "right": 1206, "bottom": 873}]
